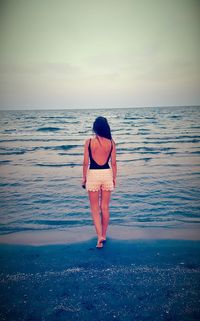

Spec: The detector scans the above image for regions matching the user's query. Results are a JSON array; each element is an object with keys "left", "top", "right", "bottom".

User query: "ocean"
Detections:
[{"left": 0, "top": 106, "right": 200, "bottom": 241}]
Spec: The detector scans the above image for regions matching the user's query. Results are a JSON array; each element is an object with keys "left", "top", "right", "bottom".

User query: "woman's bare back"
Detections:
[{"left": 90, "top": 136, "right": 112, "bottom": 166}]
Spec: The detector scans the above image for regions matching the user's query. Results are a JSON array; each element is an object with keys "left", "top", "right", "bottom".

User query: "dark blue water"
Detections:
[{"left": 0, "top": 106, "right": 200, "bottom": 237}]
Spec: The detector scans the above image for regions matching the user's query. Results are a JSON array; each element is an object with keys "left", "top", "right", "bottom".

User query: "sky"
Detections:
[{"left": 0, "top": 0, "right": 200, "bottom": 109}]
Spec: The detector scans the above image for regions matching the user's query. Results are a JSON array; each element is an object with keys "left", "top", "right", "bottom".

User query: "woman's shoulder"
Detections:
[
  {"left": 111, "top": 138, "right": 116, "bottom": 145},
  {"left": 86, "top": 136, "right": 115, "bottom": 146},
  {"left": 84, "top": 138, "right": 91, "bottom": 146}
]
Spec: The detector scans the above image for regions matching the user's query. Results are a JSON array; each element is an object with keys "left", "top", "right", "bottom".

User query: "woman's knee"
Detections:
[
  {"left": 100, "top": 203, "right": 109, "bottom": 213},
  {"left": 91, "top": 205, "right": 100, "bottom": 214}
]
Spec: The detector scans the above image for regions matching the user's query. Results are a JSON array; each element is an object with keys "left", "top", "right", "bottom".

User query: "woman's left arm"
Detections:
[
  {"left": 111, "top": 140, "right": 117, "bottom": 187},
  {"left": 82, "top": 139, "right": 89, "bottom": 185}
]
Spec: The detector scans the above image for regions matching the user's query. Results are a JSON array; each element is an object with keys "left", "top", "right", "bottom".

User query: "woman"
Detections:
[{"left": 82, "top": 116, "right": 117, "bottom": 248}]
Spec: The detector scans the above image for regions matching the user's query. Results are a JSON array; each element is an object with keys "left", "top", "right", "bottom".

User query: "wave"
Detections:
[
  {"left": 23, "top": 219, "right": 91, "bottom": 226},
  {"left": 0, "top": 138, "right": 80, "bottom": 143},
  {"left": 41, "top": 116, "right": 76, "bottom": 119},
  {"left": 35, "top": 163, "right": 80, "bottom": 167},
  {"left": 0, "top": 150, "right": 26, "bottom": 155},
  {"left": 58, "top": 152, "right": 82, "bottom": 156},
  {"left": 124, "top": 117, "right": 142, "bottom": 120},
  {"left": 138, "top": 128, "right": 150, "bottom": 131},
  {"left": 0, "top": 144, "right": 78, "bottom": 156},
  {"left": 0, "top": 160, "right": 11, "bottom": 164},
  {"left": 31, "top": 144, "right": 78, "bottom": 151},
  {"left": 170, "top": 115, "right": 181, "bottom": 119},
  {"left": 48, "top": 121, "right": 80, "bottom": 124},
  {"left": 118, "top": 146, "right": 176, "bottom": 153},
  {"left": 24, "top": 116, "right": 36, "bottom": 119},
  {"left": 143, "top": 138, "right": 200, "bottom": 144},
  {"left": 145, "top": 135, "right": 200, "bottom": 140},
  {"left": 0, "top": 182, "right": 20, "bottom": 187},
  {"left": 0, "top": 227, "right": 47, "bottom": 235},
  {"left": 54, "top": 144, "right": 77, "bottom": 151},
  {"left": 33, "top": 145, "right": 78, "bottom": 152},
  {"left": 144, "top": 117, "right": 157, "bottom": 120},
  {"left": 37, "top": 127, "right": 62, "bottom": 131},
  {"left": 0, "top": 221, "right": 92, "bottom": 234},
  {"left": 138, "top": 157, "right": 152, "bottom": 162},
  {"left": 120, "top": 157, "right": 152, "bottom": 162},
  {"left": 3, "top": 129, "right": 17, "bottom": 132}
]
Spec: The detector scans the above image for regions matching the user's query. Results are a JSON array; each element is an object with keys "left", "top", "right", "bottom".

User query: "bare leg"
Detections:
[
  {"left": 88, "top": 191, "right": 103, "bottom": 247},
  {"left": 101, "top": 190, "right": 111, "bottom": 240}
]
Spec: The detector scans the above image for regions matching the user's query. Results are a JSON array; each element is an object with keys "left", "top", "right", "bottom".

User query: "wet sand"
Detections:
[
  {"left": 0, "top": 225, "right": 199, "bottom": 246},
  {"left": 0, "top": 238, "right": 200, "bottom": 321}
]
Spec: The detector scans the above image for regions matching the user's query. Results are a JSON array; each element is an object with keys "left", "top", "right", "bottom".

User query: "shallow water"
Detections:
[{"left": 0, "top": 106, "right": 200, "bottom": 238}]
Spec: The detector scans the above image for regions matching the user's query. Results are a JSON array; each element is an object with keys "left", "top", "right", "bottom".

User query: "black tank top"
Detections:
[{"left": 88, "top": 138, "right": 113, "bottom": 169}]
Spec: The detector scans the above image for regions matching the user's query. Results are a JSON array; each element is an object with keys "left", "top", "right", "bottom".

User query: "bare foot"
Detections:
[{"left": 96, "top": 238, "right": 104, "bottom": 249}]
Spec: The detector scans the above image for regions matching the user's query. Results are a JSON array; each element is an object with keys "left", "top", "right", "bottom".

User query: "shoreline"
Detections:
[{"left": 0, "top": 225, "right": 199, "bottom": 246}]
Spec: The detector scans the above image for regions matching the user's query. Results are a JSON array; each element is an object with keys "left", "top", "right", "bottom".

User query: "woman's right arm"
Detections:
[
  {"left": 111, "top": 140, "right": 117, "bottom": 187},
  {"left": 82, "top": 139, "right": 89, "bottom": 185}
]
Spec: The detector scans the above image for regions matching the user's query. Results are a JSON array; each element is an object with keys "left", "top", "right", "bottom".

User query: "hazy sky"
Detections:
[{"left": 0, "top": 0, "right": 200, "bottom": 109}]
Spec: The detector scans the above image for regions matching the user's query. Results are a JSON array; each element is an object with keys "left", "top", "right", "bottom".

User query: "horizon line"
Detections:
[{"left": 0, "top": 104, "right": 200, "bottom": 111}]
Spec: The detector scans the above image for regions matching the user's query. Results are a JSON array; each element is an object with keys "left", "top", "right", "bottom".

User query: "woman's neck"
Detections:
[{"left": 95, "top": 135, "right": 105, "bottom": 140}]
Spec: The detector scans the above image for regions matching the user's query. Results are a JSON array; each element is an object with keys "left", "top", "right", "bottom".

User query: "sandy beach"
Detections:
[{"left": 0, "top": 237, "right": 200, "bottom": 321}]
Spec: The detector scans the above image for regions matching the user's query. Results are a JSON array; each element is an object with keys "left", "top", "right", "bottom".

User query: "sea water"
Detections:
[{"left": 0, "top": 106, "right": 200, "bottom": 240}]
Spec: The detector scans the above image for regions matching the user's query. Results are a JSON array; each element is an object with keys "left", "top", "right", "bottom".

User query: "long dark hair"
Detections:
[{"left": 93, "top": 116, "right": 112, "bottom": 140}]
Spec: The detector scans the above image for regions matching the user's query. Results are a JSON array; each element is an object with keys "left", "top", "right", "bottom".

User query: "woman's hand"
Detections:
[
  {"left": 81, "top": 178, "right": 86, "bottom": 188},
  {"left": 113, "top": 178, "right": 116, "bottom": 188}
]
